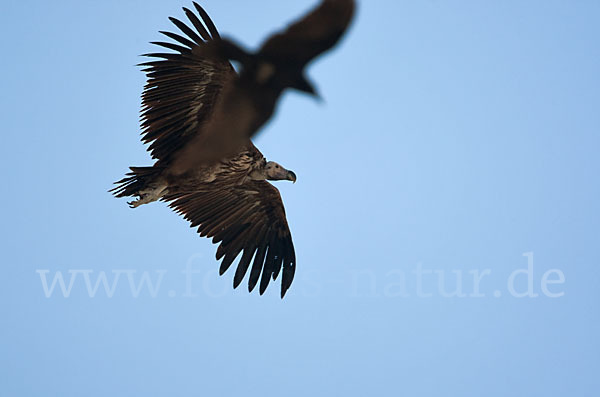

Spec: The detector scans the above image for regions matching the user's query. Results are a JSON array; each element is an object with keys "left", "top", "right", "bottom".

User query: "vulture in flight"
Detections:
[{"left": 111, "top": 0, "right": 355, "bottom": 298}]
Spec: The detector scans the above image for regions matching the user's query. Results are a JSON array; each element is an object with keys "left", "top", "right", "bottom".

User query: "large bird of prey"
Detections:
[{"left": 112, "top": 0, "right": 355, "bottom": 298}]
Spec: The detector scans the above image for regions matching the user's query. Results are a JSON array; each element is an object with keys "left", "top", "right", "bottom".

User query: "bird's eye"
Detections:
[{"left": 275, "top": 165, "right": 279, "bottom": 168}]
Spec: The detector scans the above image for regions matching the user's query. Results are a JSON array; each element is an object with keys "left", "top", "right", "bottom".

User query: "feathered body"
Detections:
[{"left": 112, "top": 0, "right": 355, "bottom": 297}]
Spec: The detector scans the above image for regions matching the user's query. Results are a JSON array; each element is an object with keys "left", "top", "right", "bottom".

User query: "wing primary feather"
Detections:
[
  {"left": 281, "top": 257, "right": 296, "bottom": 298},
  {"left": 248, "top": 243, "right": 268, "bottom": 293},
  {"left": 215, "top": 244, "right": 227, "bottom": 261},
  {"left": 168, "top": 16, "right": 204, "bottom": 45},
  {"left": 193, "top": 2, "right": 221, "bottom": 39},
  {"left": 260, "top": 237, "right": 282, "bottom": 295},
  {"left": 141, "top": 52, "right": 180, "bottom": 60},
  {"left": 150, "top": 41, "right": 191, "bottom": 54},
  {"left": 272, "top": 239, "right": 288, "bottom": 281},
  {"left": 159, "top": 30, "right": 196, "bottom": 49},
  {"left": 214, "top": 225, "right": 250, "bottom": 260},
  {"left": 221, "top": 227, "right": 255, "bottom": 258},
  {"left": 233, "top": 247, "right": 257, "bottom": 288},
  {"left": 273, "top": 236, "right": 296, "bottom": 280},
  {"left": 183, "top": 7, "right": 211, "bottom": 41},
  {"left": 219, "top": 248, "right": 242, "bottom": 275},
  {"left": 212, "top": 221, "right": 243, "bottom": 244}
]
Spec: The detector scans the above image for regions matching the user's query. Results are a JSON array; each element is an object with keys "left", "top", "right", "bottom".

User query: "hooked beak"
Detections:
[{"left": 287, "top": 170, "right": 297, "bottom": 183}]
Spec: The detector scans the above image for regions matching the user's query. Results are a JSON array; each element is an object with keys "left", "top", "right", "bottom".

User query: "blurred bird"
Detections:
[{"left": 111, "top": 0, "right": 355, "bottom": 298}]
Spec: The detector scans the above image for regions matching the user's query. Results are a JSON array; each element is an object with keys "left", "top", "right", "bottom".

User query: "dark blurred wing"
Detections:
[
  {"left": 168, "top": 180, "right": 296, "bottom": 298},
  {"left": 258, "top": 0, "right": 355, "bottom": 66},
  {"left": 139, "top": 2, "right": 235, "bottom": 162}
]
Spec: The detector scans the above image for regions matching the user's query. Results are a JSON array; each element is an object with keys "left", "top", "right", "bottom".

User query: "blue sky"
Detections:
[{"left": 1, "top": 0, "right": 599, "bottom": 396}]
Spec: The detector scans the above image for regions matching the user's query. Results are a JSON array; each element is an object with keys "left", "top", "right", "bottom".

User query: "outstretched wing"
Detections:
[
  {"left": 167, "top": 180, "right": 296, "bottom": 298},
  {"left": 139, "top": 2, "right": 235, "bottom": 162},
  {"left": 258, "top": 0, "right": 355, "bottom": 66}
]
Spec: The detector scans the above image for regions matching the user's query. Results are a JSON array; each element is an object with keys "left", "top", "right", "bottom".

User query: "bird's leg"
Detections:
[
  {"left": 128, "top": 195, "right": 151, "bottom": 208},
  {"left": 128, "top": 185, "right": 168, "bottom": 208}
]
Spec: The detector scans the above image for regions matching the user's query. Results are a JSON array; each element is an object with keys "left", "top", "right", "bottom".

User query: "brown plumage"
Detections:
[{"left": 111, "top": 1, "right": 355, "bottom": 298}]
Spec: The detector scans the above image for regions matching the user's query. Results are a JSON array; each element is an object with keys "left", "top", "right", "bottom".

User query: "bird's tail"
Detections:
[{"left": 109, "top": 166, "right": 161, "bottom": 199}]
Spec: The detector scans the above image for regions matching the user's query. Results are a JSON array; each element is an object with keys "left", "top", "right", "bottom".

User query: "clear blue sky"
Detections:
[{"left": 1, "top": 0, "right": 599, "bottom": 396}]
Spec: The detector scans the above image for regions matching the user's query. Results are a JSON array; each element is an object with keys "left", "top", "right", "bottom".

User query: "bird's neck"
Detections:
[{"left": 248, "top": 160, "right": 268, "bottom": 181}]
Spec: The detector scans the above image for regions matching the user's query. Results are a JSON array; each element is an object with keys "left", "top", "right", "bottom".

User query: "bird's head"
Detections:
[{"left": 265, "top": 161, "right": 297, "bottom": 183}]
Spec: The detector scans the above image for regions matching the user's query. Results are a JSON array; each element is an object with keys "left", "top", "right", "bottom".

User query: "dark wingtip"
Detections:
[
  {"left": 280, "top": 278, "right": 292, "bottom": 299},
  {"left": 193, "top": 1, "right": 220, "bottom": 39}
]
